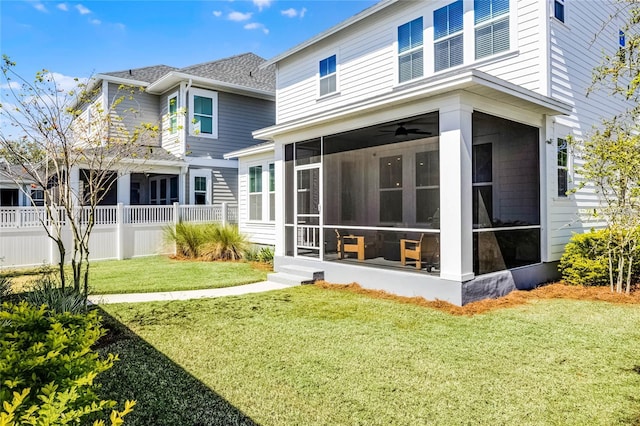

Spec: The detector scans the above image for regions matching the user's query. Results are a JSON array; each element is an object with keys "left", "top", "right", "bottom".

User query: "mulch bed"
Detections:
[{"left": 314, "top": 281, "right": 640, "bottom": 316}]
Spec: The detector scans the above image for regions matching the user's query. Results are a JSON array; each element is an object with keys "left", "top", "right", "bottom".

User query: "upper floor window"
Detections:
[
  {"left": 557, "top": 138, "right": 568, "bottom": 197},
  {"left": 189, "top": 88, "right": 218, "bottom": 139},
  {"left": 398, "top": 17, "right": 424, "bottom": 83},
  {"left": 474, "top": 0, "right": 510, "bottom": 59},
  {"left": 619, "top": 29, "right": 626, "bottom": 47},
  {"left": 319, "top": 55, "right": 337, "bottom": 96},
  {"left": 553, "top": 0, "right": 565, "bottom": 23},
  {"left": 168, "top": 93, "right": 178, "bottom": 135},
  {"left": 434, "top": 1, "right": 464, "bottom": 72}
]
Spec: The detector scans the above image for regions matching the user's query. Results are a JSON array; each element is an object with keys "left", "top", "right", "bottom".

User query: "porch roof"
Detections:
[
  {"left": 224, "top": 141, "right": 275, "bottom": 159},
  {"left": 253, "top": 70, "right": 573, "bottom": 141}
]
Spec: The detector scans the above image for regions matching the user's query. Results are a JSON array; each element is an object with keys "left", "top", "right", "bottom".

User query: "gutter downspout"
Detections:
[{"left": 182, "top": 79, "right": 193, "bottom": 204}]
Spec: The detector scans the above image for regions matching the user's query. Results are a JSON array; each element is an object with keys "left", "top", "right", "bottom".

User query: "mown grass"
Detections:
[
  {"left": 98, "top": 285, "right": 640, "bottom": 425},
  {"left": 5, "top": 256, "right": 268, "bottom": 295}
]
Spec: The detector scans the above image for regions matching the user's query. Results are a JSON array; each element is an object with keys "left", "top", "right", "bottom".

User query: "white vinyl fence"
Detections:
[{"left": 0, "top": 203, "right": 237, "bottom": 268}]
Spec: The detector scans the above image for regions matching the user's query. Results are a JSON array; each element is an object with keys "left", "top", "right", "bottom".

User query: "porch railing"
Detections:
[{"left": 0, "top": 203, "right": 238, "bottom": 229}]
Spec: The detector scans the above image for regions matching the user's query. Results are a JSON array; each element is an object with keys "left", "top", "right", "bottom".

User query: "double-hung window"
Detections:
[
  {"left": 319, "top": 55, "right": 337, "bottom": 96},
  {"left": 168, "top": 93, "right": 178, "bottom": 134},
  {"left": 189, "top": 88, "right": 218, "bottom": 138},
  {"left": 434, "top": 1, "right": 464, "bottom": 72},
  {"left": 474, "top": 0, "right": 510, "bottom": 60},
  {"left": 553, "top": 0, "right": 565, "bottom": 23},
  {"left": 269, "top": 163, "right": 275, "bottom": 221},
  {"left": 557, "top": 138, "right": 568, "bottom": 197},
  {"left": 194, "top": 176, "right": 207, "bottom": 205},
  {"left": 249, "top": 165, "right": 263, "bottom": 220},
  {"left": 398, "top": 17, "right": 424, "bottom": 83}
]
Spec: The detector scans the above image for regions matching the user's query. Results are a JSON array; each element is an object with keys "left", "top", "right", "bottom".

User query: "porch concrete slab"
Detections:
[{"left": 87, "top": 281, "right": 294, "bottom": 305}]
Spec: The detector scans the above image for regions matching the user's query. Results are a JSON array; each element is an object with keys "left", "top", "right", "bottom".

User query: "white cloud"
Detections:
[
  {"left": 281, "top": 7, "right": 307, "bottom": 18},
  {"left": 33, "top": 2, "right": 47, "bottom": 12},
  {"left": 228, "top": 11, "right": 252, "bottom": 21},
  {"left": 244, "top": 22, "right": 269, "bottom": 35},
  {"left": 114, "top": 23, "right": 126, "bottom": 31},
  {"left": 90, "top": 18, "right": 101, "bottom": 25},
  {"left": 213, "top": 10, "right": 222, "bottom": 17},
  {"left": 0, "top": 82, "right": 21, "bottom": 90},
  {"left": 75, "top": 4, "right": 91, "bottom": 15},
  {"left": 57, "top": 3, "right": 68, "bottom": 11},
  {"left": 253, "top": 0, "right": 271, "bottom": 11},
  {"left": 47, "top": 72, "right": 83, "bottom": 93}
]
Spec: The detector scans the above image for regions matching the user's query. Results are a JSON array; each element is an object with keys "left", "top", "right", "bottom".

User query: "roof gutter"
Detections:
[{"left": 146, "top": 71, "right": 274, "bottom": 100}]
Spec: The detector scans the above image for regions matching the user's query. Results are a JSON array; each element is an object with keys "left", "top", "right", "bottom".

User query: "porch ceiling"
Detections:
[{"left": 253, "top": 70, "right": 573, "bottom": 141}]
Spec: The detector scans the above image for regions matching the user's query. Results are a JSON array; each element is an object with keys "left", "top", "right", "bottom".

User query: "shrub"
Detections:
[
  {"left": 246, "top": 246, "right": 275, "bottom": 264},
  {"left": 165, "top": 222, "right": 207, "bottom": 258},
  {"left": 0, "top": 302, "right": 134, "bottom": 425},
  {"left": 559, "top": 229, "right": 640, "bottom": 286},
  {"left": 0, "top": 275, "right": 12, "bottom": 303},
  {"left": 201, "top": 224, "right": 250, "bottom": 261},
  {"left": 22, "top": 272, "right": 87, "bottom": 314},
  {"left": 165, "top": 222, "right": 250, "bottom": 261}
]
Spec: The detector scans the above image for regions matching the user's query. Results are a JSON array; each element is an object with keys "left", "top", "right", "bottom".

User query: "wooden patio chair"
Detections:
[
  {"left": 400, "top": 234, "right": 439, "bottom": 271},
  {"left": 335, "top": 229, "right": 366, "bottom": 261}
]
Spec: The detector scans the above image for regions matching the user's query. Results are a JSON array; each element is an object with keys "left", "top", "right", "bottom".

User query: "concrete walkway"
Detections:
[{"left": 87, "top": 281, "right": 293, "bottom": 304}]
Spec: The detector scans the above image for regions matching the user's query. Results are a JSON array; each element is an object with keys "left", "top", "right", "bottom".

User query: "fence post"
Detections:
[
  {"left": 173, "top": 202, "right": 179, "bottom": 256},
  {"left": 221, "top": 202, "right": 228, "bottom": 226},
  {"left": 116, "top": 202, "right": 124, "bottom": 260}
]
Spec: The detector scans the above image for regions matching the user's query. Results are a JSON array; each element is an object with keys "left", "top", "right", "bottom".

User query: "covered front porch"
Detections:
[{"left": 259, "top": 73, "right": 572, "bottom": 304}]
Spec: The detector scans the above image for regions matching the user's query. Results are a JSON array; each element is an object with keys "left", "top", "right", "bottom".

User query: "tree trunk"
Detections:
[{"left": 626, "top": 255, "right": 633, "bottom": 295}]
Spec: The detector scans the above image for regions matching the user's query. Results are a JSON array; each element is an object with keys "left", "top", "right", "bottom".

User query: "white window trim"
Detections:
[
  {"left": 473, "top": 0, "right": 511, "bottom": 61},
  {"left": 188, "top": 87, "right": 219, "bottom": 139},
  {"left": 552, "top": 0, "right": 566, "bottom": 24},
  {"left": 268, "top": 162, "right": 275, "bottom": 222},
  {"left": 433, "top": 1, "right": 465, "bottom": 73},
  {"left": 318, "top": 54, "right": 339, "bottom": 99},
  {"left": 396, "top": 17, "right": 425, "bottom": 85},
  {"left": 167, "top": 91, "right": 179, "bottom": 135},
  {"left": 246, "top": 160, "right": 276, "bottom": 223},
  {"left": 190, "top": 169, "right": 212, "bottom": 205},
  {"left": 555, "top": 137, "right": 573, "bottom": 200}
]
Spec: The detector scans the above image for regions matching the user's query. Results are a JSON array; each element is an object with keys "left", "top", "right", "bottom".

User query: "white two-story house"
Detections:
[{"left": 227, "top": 0, "right": 631, "bottom": 305}]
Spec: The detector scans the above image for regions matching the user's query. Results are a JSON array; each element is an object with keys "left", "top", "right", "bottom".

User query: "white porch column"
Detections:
[
  {"left": 69, "top": 166, "right": 81, "bottom": 206},
  {"left": 179, "top": 166, "right": 188, "bottom": 204},
  {"left": 274, "top": 143, "right": 285, "bottom": 257},
  {"left": 439, "top": 99, "right": 474, "bottom": 282},
  {"left": 116, "top": 172, "right": 130, "bottom": 205}
]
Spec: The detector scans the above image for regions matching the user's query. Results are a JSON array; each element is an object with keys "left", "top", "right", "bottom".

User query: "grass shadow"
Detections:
[{"left": 94, "top": 307, "right": 258, "bottom": 426}]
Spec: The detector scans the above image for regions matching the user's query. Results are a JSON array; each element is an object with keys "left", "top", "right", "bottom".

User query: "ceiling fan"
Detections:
[{"left": 380, "top": 123, "right": 432, "bottom": 137}]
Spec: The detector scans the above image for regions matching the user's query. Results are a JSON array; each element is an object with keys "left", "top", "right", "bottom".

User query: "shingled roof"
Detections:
[
  {"left": 102, "top": 65, "right": 178, "bottom": 84},
  {"left": 101, "top": 53, "right": 275, "bottom": 92}
]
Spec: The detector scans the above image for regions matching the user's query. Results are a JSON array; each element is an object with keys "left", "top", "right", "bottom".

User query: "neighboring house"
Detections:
[
  {"left": 77, "top": 53, "right": 275, "bottom": 207},
  {"left": 228, "top": 0, "right": 631, "bottom": 305},
  {"left": 0, "top": 163, "right": 42, "bottom": 207}
]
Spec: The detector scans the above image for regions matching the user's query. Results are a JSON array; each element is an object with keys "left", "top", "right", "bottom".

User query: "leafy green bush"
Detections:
[
  {"left": 22, "top": 272, "right": 87, "bottom": 314},
  {"left": 165, "top": 222, "right": 249, "bottom": 261},
  {"left": 559, "top": 229, "right": 640, "bottom": 286},
  {"left": 246, "top": 246, "right": 275, "bottom": 264},
  {"left": 0, "top": 302, "right": 134, "bottom": 425}
]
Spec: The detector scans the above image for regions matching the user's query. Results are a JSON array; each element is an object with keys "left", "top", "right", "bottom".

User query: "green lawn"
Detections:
[
  {"left": 85, "top": 256, "right": 268, "bottom": 294},
  {"left": 97, "top": 286, "right": 640, "bottom": 425}
]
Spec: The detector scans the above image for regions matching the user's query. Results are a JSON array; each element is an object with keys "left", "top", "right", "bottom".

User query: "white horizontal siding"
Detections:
[
  {"left": 236, "top": 151, "right": 276, "bottom": 245},
  {"left": 546, "top": 0, "right": 633, "bottom": 259},
  {"left": 276, "top": 0, "right": 544, "bottom": 124}
]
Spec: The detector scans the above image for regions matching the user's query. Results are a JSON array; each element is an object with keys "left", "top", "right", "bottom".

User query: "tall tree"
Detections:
[{"left": 0, "top": 56, "right": 157, "bottom": 297}]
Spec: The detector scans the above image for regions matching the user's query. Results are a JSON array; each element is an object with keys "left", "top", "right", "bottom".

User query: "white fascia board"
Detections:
[
  {"left": 94, "top": 74, "right": 150, "bottom": 87},
  {"left": 253, "top": 70, "right": 573, "bottom": 140},
  {"left": 261, "top": 0, "right": 398, "bottom": 68},
  {"left": 146, "top": 72, "right": 275, "bottom": 100},
  {"left": 224, "top": 143, "right": 275, "bottom": 159},
  {"left": 184, "top": 157, "right": 239, "bottom": 169}
]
